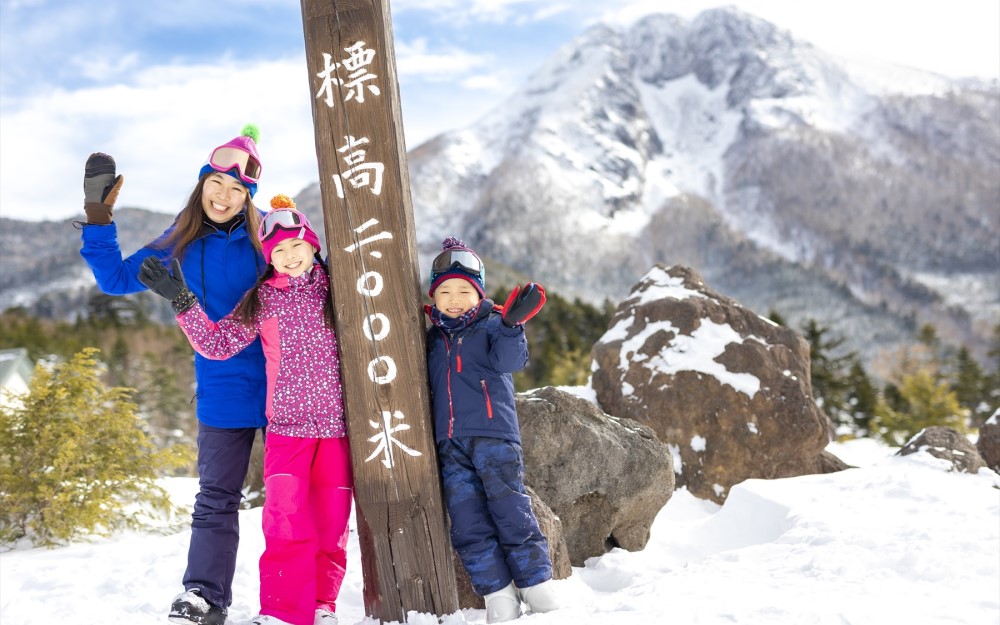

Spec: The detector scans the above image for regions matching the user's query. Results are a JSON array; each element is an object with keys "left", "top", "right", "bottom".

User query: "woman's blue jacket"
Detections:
[{"left": 80, "top": 217, "right": 268, "bottom": 428}]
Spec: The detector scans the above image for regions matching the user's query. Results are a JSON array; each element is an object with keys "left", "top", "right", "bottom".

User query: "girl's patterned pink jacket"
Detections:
[{"left": 177, "top": 263, "right": 346, "bottom": 438}]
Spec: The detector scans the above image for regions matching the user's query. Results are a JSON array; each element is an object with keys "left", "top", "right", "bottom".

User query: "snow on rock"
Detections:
[{"left": 592, "top": 265, "right": 833, "bottom": 503}]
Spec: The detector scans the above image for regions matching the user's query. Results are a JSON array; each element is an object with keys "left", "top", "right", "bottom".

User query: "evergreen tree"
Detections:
[
  {"left": 844, "top": 359, "right": 878, "bottom": 434},
  {"left": 951, "top": 346, "right": 989, "bottom": 426},
  {"left": 986, "top": 323, "right": 1000, "bottom": 416},
  {"left": 988, "top": 323, "right": 1000, "bottom": 375},
  {"left": 872, "top": 369, "right": 967, "bottom": 446},
  {"left": 0, "top": 308, "right": 84, "bottom": 362},
  {"left": 131, "top": 354, "right": 197, "bottom": 464},
  {"left": 86, "top": 292, "right": 120, "bottom": 329},
  {"left": 800, "top": 318, "right": 855, "bottom": 427},
  {"left": 917, "top": 324, "right": 941, "bottom": 350},
  {"left": 881, "top": 381, "right": 905, "bottom": 413},
  {"left": 0, "top": 348, "right": 193, "bottom": 546},
  {"left": 107, "top": 332, "right": 131, "bottom": 388},
  {"left": 915, "top": 323, "right": 950, "bottom": 381},
  {"left": 546, "top": 345, "right": 592, "bottom": 388}
]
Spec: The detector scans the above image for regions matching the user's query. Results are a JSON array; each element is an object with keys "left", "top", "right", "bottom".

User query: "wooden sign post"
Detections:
[{"left": 299, "top": 1, "right": 459, "bottom": 622}]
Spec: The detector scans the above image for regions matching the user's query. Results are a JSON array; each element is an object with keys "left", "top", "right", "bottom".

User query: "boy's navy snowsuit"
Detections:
[
  {"left": 80, "top": 216, "right": 267, "bottom": 609},
  {"left": 426, "top": 301, "right": 552, "bottom": 596}
]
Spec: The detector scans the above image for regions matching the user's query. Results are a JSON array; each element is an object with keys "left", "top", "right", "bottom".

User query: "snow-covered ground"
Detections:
[{"left": 1, "top": 438, "right": 997, "bottom": 625}]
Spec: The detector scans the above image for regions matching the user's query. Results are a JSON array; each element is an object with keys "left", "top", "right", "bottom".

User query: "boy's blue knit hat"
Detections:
[{"left": 429, "top": 236, "right": 486, "bottom": 298}]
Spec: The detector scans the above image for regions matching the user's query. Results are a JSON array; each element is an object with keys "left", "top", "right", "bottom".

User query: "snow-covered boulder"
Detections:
[
  {"left": 591, "top": 264, "right": 843, "bottom": 504},
  {"left": 899, "top": 426, "right": 987, "bottom": 473}
]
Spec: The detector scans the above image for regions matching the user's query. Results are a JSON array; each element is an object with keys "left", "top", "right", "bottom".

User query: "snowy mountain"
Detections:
[
  {"left": 0, "top": 210, "right": 180, "bottom": 322},
  {"left": 400, "top": 8, "right": 999, "bottom": 365},
  {"left": 1, "top": 8, "right": 996, "bottom": 368}
]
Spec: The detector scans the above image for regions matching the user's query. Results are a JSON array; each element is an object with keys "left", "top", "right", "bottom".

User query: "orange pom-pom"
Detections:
[{"left": 270, "top": 194, "right": 295, "bottom": 209}]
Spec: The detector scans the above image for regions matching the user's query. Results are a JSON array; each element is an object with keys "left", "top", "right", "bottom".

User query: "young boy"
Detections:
[{"left": 424, "top": 237, "right": 559, "bottom": 623}]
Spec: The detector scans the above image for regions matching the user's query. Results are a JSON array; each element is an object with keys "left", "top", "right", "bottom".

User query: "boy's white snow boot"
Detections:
[
  {"left": 484, "top": 581, "right": 521, "bottom": 623},
  {"left": 168, "top": 588, "right": 227, "bottom": 625},
  {"left": 314, "top": 608, "right": 339, "bottom": 624},
  {"left": 518, "top": 580, "right": 560, "bottom": 613}
]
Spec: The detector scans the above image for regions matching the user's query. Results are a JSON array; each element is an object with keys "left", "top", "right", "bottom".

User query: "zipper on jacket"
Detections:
[
  {"left": 456, "top": 337, "right": 463, "bottom": 373},
  {"left": 445, "top": 335, "right": 455, "bottom": 438},
  {"left": 480, "top": 380, "right": 494, "bottom": 419}
]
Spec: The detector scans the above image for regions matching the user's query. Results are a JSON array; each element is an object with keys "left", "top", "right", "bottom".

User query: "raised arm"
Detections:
[
  {"left": 488, "top": 283, "right": 546, "bottom": 372},
  {"left": 78, "top": 152, "right": 170, "bottom": 295}
]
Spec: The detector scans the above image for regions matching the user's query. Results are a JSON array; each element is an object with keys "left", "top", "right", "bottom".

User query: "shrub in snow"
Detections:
[{"left": 0, "top": 348, "right": 193, "bottom": 547}]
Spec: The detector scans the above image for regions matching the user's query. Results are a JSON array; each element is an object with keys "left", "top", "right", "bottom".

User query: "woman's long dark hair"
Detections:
[
  {"left": 152, "top": 173, "right": 263, "bottom": 259},
  {"left": 232, "top": 254, "right": 335, "bottom": 328}
]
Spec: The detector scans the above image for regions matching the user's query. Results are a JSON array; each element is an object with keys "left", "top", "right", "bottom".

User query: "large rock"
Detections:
[
  {"left": 591, "top": 265, "right": 839, "bottom": 504},
  {"left": 516, "top": 386, "right": 674, "bottom": 566},
  {"left": 525, "top": 485, "right": 573, "bottom": 581},
  {"left": 899, "top": 426, "right": 987, "bottom": 473},
  {"left": 976, "top": 411, "right": 1000, "bottom": 473}
]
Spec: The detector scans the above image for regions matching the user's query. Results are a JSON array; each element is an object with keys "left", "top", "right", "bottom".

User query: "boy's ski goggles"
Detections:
[
  {"left": 208, "top": 146, "right": 262, "bottom": 185},
  {"left": 259, "top": 209, "right": 312, "bottom": 242},
  {"left": 431, "top": 249, "right": 484, "bottom": 276}
]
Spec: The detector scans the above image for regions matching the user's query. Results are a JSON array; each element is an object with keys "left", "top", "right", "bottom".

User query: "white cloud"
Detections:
[
  {"left": 0, "top": 50, "right": 504, "bottom": 222},
  {"left": 0, "top": 58, "right": 320, "bottom": 221},
  {"left": 460, "top": 74, "right": 506, "bottom": 91},
  {"left": 71, "top": 52, "right": 144, "bottom": 83},
  {"left": 524, "top": 2, "right": 573, "bottom": 24},
  {"left": 395, "top": 0, "right": 545, "bottom": 22},
  {"left": 395, "top": 38, "right": 495, "bottom": 79}
]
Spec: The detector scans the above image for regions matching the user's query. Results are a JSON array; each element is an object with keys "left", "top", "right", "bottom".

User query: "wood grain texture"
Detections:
[{"left": 300, "top": 1, "right": 458, "bottom": 620}]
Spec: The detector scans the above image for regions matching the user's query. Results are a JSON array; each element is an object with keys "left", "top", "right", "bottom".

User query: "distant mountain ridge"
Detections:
[
  {"left": 398, "top": 7, "right": 999, "bottom": 364},
  {"left": 1, "top": 8, "right": 997, "bottom": 368},
  {"left": 0, "top": 210, "right": 173, "bottom": 320}
]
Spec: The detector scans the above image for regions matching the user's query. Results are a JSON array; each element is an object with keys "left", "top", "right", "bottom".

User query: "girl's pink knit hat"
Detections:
[{"left": 258, "top": 194, "right": 321, "bottom": 264}]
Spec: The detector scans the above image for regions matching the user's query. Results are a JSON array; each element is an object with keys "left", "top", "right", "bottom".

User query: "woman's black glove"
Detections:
[
  {"left": 501, "top": 282, "right": 546, "bottom": 327},
  {"left": 138, "top": 257, "right": 197, "bottom": 314},
  {"left": 83, "top": 152, "right": 124, "bottom": 225}
]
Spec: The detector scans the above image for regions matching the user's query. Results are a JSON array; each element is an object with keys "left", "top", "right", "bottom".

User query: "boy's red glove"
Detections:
[{"left": 501, "top": 282, "right": 546, "bottom": 327}]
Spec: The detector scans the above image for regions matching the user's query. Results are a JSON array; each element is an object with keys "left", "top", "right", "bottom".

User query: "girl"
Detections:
[
  {"left": 78, "top": 125, "right": 268, "bottom": 625},
  {"left": 139, "top": 194, "right": 352, "bottom": 625}
]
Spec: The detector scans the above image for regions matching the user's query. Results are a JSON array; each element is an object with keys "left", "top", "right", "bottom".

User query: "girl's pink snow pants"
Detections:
[{"left": 259, "top": 433, "right": 353, "bottom": 625}]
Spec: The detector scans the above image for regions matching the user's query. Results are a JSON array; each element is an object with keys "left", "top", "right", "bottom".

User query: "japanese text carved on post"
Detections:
[{"left": 299, "top": 0, "right": 459, "bottom": 622}]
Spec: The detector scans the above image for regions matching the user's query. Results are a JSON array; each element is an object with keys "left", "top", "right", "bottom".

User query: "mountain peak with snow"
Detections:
[{"left": 404, "top": 8, "right": 998, "bottom": 366}]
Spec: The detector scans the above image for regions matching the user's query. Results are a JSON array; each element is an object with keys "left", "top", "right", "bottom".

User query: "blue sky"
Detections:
[{"left": 1, "top": 0, "right": 997, "bottom": 222}]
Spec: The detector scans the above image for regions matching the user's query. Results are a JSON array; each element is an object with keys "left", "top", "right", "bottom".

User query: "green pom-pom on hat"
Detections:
[{"left": 241, "top": 123, "right": 260, "bottom": 144}]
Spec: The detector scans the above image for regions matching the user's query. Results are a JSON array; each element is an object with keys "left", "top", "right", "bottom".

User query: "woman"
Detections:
[{"left": 78, "top": 125, "right": 268, "bottom": 625}]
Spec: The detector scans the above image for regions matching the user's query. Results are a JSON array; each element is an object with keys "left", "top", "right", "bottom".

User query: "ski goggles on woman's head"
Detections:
[
  {"left": 431, "top": 249, "right": 484, "bottom": 277},
  {"left": 259, "top": 208, "right": 311, "bottom": 242},
  {"left": 208, "top": 145, "right": 262, "bottom": 185}
]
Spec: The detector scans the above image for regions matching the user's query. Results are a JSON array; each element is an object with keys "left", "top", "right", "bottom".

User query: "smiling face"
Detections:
[
  {"left": 432, "top": 277, "right": 481, "bottom": 318},
  {"left": 269, "top": 237, "right": 316, "bottom": 278},
  {"left": 200, "top": 172, "right": 248, "bottom": 223}
]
